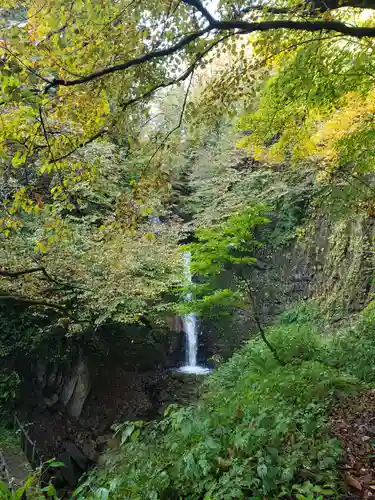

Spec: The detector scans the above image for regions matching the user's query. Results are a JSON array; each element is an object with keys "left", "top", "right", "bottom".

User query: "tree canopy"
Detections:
[{"left": 2, "top": 0, "right": 375, "bottom": 329}]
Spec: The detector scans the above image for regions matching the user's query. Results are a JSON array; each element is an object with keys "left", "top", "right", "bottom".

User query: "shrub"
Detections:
[{"left": 0, "top": 370, "right": 20, "bottom": 422}]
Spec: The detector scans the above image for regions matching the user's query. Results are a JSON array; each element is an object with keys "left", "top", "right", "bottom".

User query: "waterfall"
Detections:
[
  {"left": 182, "top": 253, "right": 197, "bottom": 367},
  {"left": 148, "top": 214, "right": 210, "bottom": 375},
  {"left": 178, "top": 252, "right": 210, "bottom": 375}
]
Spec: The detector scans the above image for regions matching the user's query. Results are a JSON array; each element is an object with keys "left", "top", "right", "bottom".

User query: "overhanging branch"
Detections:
[
  {"left": 240, "top": 0, "right": 375, "bottom": 14},
  {"left": 0, "top": 265, "right": 85, "bottom": 290},
  {"left": 0, "top": 294, "right": 85, "bottom": 322},
  {"left": 42, "top": 16, "right": 375, "bottom": 91},
  {"left": 0, "top": 295, "right": 68, "bottom": 312},
  {"left": 0, "top": 267, "right": 44, "bottom": 278},
  {"left": 241, "top": 5, "right": 301, "bottom": 14},
  {"left": 44, "top": 26, "right": 210, "bottom": 90},
  {"left": 183, "top": 0, "right": 216, "bottom": 23},
  {"left": 213, "top": 18, "right": 375, "bottom": 37},
  {"left": 53, "top": 129, "right": 106, "bottom": 162}
]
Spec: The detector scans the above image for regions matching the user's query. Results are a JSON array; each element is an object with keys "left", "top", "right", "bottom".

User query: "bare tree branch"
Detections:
[
  {"left": 44, "top": 27, "right": 210, "bottom": 90},
  {"left": 0, "top": 295, "right": 69, "bottom": 312},
  {"left": 0, "top": 265, "right": 88, "bottom": 291},
  {"left": 183, "top": 0, "right": 216, "bottom": 23},
  {"left": 53, "top": 129, "right": 106, "bottom": 162},
  {"left": 44, "top": 22, "right": 68, "bottom": 42},
  {"left": 120, "top": 32, "right": 237, "bottom": 109},
  {"left": 147, "top": 69, "right": 194, "bottom": 166},
  {"left": 0, "top": 294, "right": 86, "bottom": 322},
  {"left": 0, "top": 267, "right": 45, "bottom": 278},
  {"left": 213, "top": 18, "right": 375, "bottom": 37},
  {"left": 2, "top": 45, "right": 51, "bottom": 85},
  {"left": 240, "top": 0, "right": 375, "bottom": 15},
  {"left": 240, "top": 4, "right": 306, "bottom": 15}
]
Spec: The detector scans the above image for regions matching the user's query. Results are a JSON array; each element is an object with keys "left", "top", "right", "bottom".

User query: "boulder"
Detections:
[
  {"left": 59, "top": 354, "right": 91, "bottom": 420},
  {"left": 44, "top": 393, "right": 58, "bottom": 408},
  {"left": 36, "top": 362, "right": 47, "bottom": 389},
  {"left": 63, "top": 441, "right": 88, "bottom": 470},
  {"left": 59, "top": 370, "right": 77, "bottom": 408},
  {"left": 82, "top": 440, "right": 98, "bottom": 462},
  {"left": 47, "top": 365, "right": 58, "bottom": 388},
  {"left": 55, "top": 451, "right": 77, "bottom": 487},
  {"left": 67, "top": 356, "right": 91, "bottom": 420}
]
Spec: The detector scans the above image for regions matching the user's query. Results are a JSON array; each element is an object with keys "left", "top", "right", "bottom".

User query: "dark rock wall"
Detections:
[{"left": 201, "top": 214, "right": 375, "bottom": 359}]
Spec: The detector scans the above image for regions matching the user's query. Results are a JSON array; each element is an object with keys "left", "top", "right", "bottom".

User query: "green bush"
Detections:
[
  {"left": 0, "top": 460, "right": 62, "bottom": 499},
  {"left": 277, "top": 302, "right": 324, "bottom": 328},
  {"left": 321, "top": 300, "right": 375, "bottom": 383},
  {"left": 0, "top": 371, "right": 20, "bottom": 422}
]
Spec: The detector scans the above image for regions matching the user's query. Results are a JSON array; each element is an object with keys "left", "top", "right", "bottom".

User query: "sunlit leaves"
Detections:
[
  {"left": 236, "top": 31, "right": 375, "bottom": 191},
  {"left": 181, "top": 205, "right": 270, "bottom": 317},
  {"left": 0, "top": 0, "right": 185, "bottom": 219}
]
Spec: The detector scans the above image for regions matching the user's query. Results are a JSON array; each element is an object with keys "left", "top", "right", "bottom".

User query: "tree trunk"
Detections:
[{"left": 252, "top": 308, "right": 285, "bottom": 366}]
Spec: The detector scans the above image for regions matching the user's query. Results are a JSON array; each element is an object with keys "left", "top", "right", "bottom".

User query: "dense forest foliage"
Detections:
[{"left": 2, "top": 0, "right": 375, "bottom": 498}]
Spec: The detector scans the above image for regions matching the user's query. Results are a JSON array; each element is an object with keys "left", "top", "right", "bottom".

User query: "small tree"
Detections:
[{"left": 181, "top": 204, "right": 284, "bottom": 364}]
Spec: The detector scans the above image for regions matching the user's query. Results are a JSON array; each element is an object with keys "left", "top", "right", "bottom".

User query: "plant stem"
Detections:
[{"left": 242, "top": 272, "right": 285, "bottom": 365}]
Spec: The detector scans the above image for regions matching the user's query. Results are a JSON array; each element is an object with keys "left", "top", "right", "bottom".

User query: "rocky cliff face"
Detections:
[
  {"left": 25, "top": 352, "right": 91, "bottom": 422},
  {"left": 201, "top": 212, "right": 375, "bottom": 359},
  {"left": 15, "top": 323, "right": 188, "bottom": 483},
  {"left": 307, "top": 215, "right": 375, "bottom": 315}
]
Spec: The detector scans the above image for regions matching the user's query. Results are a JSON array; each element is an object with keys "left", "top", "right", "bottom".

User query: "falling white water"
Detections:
[
  {"left": 150, "top": 215, "right": 161, "bottom": 225},
  {"left": 178, "top": 253, "right": 211, "bottom": 375}
]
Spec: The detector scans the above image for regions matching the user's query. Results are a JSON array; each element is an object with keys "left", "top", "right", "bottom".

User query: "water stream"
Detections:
[
  {"left": 178, "top": 253, "right": 210, "bottom": 375},
  {"left": 150, "top": 215, "right": 210, "bottom": 375}
]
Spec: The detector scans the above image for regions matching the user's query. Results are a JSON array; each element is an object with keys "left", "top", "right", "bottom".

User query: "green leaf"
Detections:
[
  {"left": 94, "top": 487, "right": 109, "bottom": 500},
  {"left": 257, "top": 463, "right": 268, "bottom": 478},
  {"left": 41, "top": 483, "right": 57, "bottom": 497},
  {"left": 120, "top": 424, "right": 135, "bottom": 446},
  {"left": 48, "top": 461, "right": 66, "bottom": 468}
]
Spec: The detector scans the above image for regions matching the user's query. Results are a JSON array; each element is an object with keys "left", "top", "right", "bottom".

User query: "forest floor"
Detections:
[
  {"left": 0, "top": 447, "right": 30, "bottom": 488},
  {"left": 331, "top": 390, "right": 375, "bottom": 499}
]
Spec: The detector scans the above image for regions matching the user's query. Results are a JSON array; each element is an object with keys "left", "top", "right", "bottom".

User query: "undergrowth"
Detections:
[
  {"left": 0, "top": 426, "right": 19, "bottom": 453},
  {"left": 77, "top": 301, "right": 375, "bottom": 500}
]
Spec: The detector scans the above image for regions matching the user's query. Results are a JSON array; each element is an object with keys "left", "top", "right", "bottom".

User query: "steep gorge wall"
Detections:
[
  {"left": 307, "top": 215, "right": 375, "bottom": 315},
  {"left": 201, "top": 212, "right": 375, "bottom": 359},
  {"left": 15, "top": 322, "right": 187, "bottom": 475}
]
